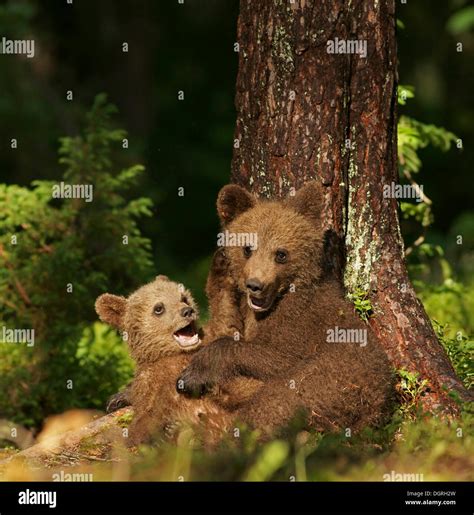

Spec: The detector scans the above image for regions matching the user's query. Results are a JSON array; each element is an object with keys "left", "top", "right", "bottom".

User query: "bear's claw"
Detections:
[
  {"left": 106, "top": 388, "right": 132, "bottom": 413},
  {"left": 176, "top": 371, "right": 209, "bottom": 398}
]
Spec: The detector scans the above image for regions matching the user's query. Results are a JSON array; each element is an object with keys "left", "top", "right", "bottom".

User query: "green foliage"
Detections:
[
  {"left": 74, "top": 322, "right": 135, "bottom": 410},
  {"left": 446, "top": 5, "right": 474, "bottom": 34},
  {"left": 116, "top": 410, "right": 134, "bottom": 428},
  {"left": 347, "top": 288, "right": 374, "bottom": 322},
  {"left": 395, "top": 369, "right": 429, "bottom": 418},
  {"left": 416, "top": 278, "right": 473, "bottom": 326},
  {"left": 398, "top": 114, "right": 457, "bottom": 174},
  {"left": 407, "top": 233, "right": 474, "bottom": 390},
  {"left": 432, "top": 320, "right": 474, "bottom": 390},
  {"left": 400, "top": 201, "right": 433, "bottom": 228},
  {"left": 0, "top": 95, "right": 152, "bottom": 426},
  {"left": 397, "top": 84, "right": 414, "bottom": 105},
  {"left": 397, "top": 85, "right": 460, "bottom": 274},
  {"left": 395, "top": 81, "right": 473, "bottom": 428},
  {"left": 243, "top": 440, "right": 290, "bottom": 481}
]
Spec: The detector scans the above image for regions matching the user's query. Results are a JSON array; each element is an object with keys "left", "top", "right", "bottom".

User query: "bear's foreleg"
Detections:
[{"left": 177, "top": 337, "right": 298, "bottom": 397}]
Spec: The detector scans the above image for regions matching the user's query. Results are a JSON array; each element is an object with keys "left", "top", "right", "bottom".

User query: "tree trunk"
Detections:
[{"left": 231, "top": 0, "right": 471, "bottom": 412}]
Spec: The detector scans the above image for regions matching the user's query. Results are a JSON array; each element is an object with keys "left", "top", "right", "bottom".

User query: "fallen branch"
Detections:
[{"left": 0, "top": 408, "right": 132, "bottom": 471}]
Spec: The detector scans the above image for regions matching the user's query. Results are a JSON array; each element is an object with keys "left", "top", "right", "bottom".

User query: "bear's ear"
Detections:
[
  {"left": 211, "top": 247, "right": 229, "bottom": 273},
  {"left": 156, "top": 274, "right": 170, "bottom": 282},
  {"left": 95, "top": 294, "right": 127, "bottom": 329},
  {"left": 217, "top": 184, "right": 256, "bottom": 225},
  {"left": 287, "top": 181, "right": 324, "bottom": 225}
]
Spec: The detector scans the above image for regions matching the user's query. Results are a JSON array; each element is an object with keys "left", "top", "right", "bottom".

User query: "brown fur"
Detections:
[
  {"left": 202, "top": 247, "right": 244, "bottom": 342},
  {"left": 178, "top": 182, "right": 395, "bottom": 436},
  {"left": 128, "top": 354, "right": 233, "bottom": 446},
  {"left": 95, "top": 276, "right": 233, "bottom": 446},
  {"left": 202, "top": 248, "right": 263, "bottom": 410}
]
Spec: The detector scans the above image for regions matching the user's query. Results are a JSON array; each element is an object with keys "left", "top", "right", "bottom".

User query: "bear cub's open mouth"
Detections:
[
  {"left": 173, "top": 321, "right": 200, "bottom": 348},
  {"left": 248, "top": 295, "right": 271, "bottom": 312}
]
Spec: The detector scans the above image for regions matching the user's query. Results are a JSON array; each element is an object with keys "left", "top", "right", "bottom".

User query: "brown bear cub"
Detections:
[
  {"left": 95, "top": 276, "right": 233, "bottom": 446},
  {"left": 103, "top": 250, "right": 244, "bottom": 413},
  {"left": 178, "top": 181, "right": 395, "bottom": 436}
]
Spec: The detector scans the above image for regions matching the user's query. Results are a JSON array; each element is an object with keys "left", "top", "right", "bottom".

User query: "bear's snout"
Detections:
[
  {"left": 246, "top": 278, "right": 264, "bottom": 293},
  {"left": 181, "top": 306, "right": 195, "bottom": 318}
]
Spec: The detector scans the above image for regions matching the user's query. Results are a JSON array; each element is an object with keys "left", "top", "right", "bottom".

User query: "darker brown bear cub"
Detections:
[{"left": 178, "top": 181, "right": 394, "bottom": 435}]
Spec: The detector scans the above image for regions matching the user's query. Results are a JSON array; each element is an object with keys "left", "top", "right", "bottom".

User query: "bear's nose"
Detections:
[
  {"left": 246, "top": 278, "right": 264, "bottom": 293},
  {"left": 181, "top": 306, "right": 195, "bottom": 318}
]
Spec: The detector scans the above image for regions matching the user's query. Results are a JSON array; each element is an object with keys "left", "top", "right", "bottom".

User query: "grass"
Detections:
[{"left": 1, "top": 402, "right": 472, "bottom": 482}]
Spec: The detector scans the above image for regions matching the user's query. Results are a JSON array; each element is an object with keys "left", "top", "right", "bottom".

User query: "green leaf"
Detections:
[
  {"left": 398, "top": 115, "right": 457, "bottom": 174},
  {"left": 446, "top": 6, "right": 474, "bottom": 35},
  {"left": 397, "top": 84, "right": 415, "bottom": 105},
  {"left": 243, "top": 440, "right": 289, "bottom": 481}
]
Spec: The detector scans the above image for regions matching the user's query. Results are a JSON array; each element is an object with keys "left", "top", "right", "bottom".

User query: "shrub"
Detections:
[{"left": 0, "top": 95, "right": 152, "bottom": 426}]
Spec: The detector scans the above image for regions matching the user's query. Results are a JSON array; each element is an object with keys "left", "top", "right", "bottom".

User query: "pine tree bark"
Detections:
[{"left": 231, "top": 0, "right": 471, "bottom": 412}]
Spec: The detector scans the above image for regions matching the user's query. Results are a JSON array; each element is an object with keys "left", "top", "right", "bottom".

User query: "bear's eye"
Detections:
[
  {"left": 275, "top": 249, "right": 288, "bottom": 264},
  {"left": 153, "top": 302, "right": 165, "bottom": 316},
  {"left": 243, "top": 246, "right": 252, "bottom": 258},
  {"left": 181, "top": 295, "right": 189, "bottom": 304}
]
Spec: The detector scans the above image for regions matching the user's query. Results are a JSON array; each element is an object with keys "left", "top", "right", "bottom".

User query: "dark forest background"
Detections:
[{"left": 1, "top": 0, "right": 472, "bottom": 299}]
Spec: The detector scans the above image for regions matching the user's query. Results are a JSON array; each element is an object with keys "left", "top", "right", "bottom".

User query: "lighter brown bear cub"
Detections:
[{"left": 95, "top": 276, "right": 232, "bottom": 446}]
